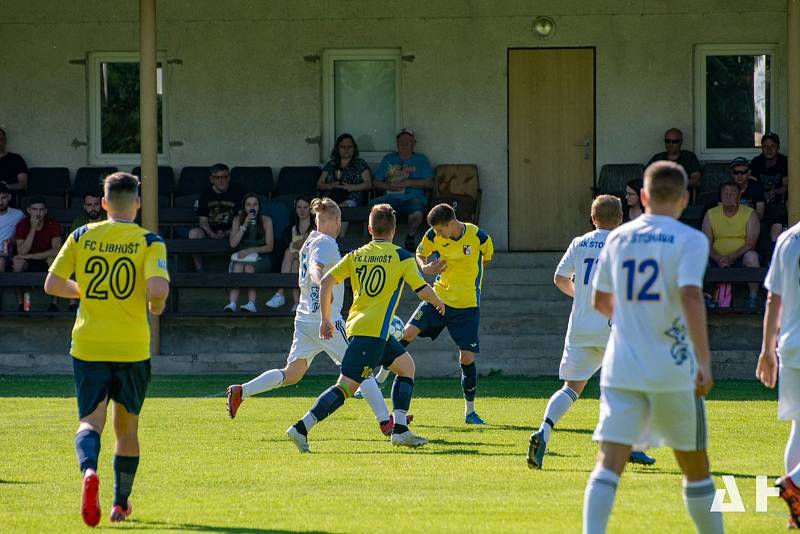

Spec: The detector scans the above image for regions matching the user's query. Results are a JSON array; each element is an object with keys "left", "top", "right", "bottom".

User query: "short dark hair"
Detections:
[
  {"left": 626, "top": 179, "right": 643, "bottom": 194},
  {"left": 369, "top": 204, "right": 396, "bottom": 235},
  {"left": 209, "top": 163, "right": 229, "bottom": 176},
  {"left": 27, "top": 196, "right": 47, "bottom": 207},
  {"left": 427, "top": 203, "right": 456, "bottom": 227},
  {"left": 103, "top": 172, "right": 140, "bottom": 204},
  {"left": 644, "top": 161, "right": 687, "bottom": 204},
  {"left": 720, "top": 181, "right": 740, "bottom": 195},
  {"left": 82, "top": 190, "right": 102, "bottom": 202}
]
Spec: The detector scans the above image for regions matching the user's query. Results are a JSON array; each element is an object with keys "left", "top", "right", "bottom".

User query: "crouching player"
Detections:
[
  {"left": 583, "top": 161, "right": 723, "bottom": 534},
  {"left": 528, "top": 195, "right": 655, "bottom": 468},
  {"left": 287, "top": 204, "right": 445, "bottom": 452},
  {"left": 44, "top": 173, "right": 170, "bottom": 526}
]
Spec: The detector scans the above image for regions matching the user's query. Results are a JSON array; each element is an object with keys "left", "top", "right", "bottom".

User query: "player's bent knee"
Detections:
[
  {"left": 389, "top": 353, "right": 415, "bottom": 378},
  {"left": 282, "top": 361, "right": 308, "bottom": 385},
  {"left": 403, "top": 324, "right": 420, "bottom": 342},
  {"left": 459, "top": 351, "right": 475, "bottom": 365}
]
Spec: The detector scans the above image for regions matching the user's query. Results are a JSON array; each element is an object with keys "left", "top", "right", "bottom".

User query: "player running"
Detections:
[
  {"left": 757, "top": 219, "right": 800, "bottom": 528},
  {"left": 226, "top": 198, "right": 396, "bottom": 435},
  {"left": 527, "top": 195, "right": 655, "bottom": 469},
  {"left": 583, "top": 161, "right": 723, "bottom": 534},
  {"left": 44, "top": 172, "right": 170, "bottom": 526},
  {"left": 400, "top": 203, "right": 494, "bottom": 424},
  {"left": 287, "top": 203, "right": 445, "bottom": 452}
]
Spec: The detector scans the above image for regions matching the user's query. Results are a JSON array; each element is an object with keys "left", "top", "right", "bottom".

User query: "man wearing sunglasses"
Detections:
[
  {"left": 647, "top": 128, "right": 702, "bottom": 196},
  {"left": 729, "top": 157, "right": 765, "bottom": 221}
]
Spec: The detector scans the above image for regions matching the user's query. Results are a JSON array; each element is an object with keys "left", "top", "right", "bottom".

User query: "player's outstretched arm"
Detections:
[
  {"left": 44, "top": 273, "right": 80, "bottom": 299},
  {"left": 592, "top": 289, "right": 614, "bottom": 319},
  {"left": 318, "top": 273, "right": 337, "bottom": 339},
  {"left": 681, "top": 285, "right": 714, "bottom": 397},
  {"left": 554, "top": 274, "right": 575, "bottom": 298},
  {"left": 416, "top": 285, "right": 445, "bottom": 315},
  {"left": 757, "top": 291, "right": 782, "bottom": 389},
  {"left": 416, "top": 253, "right": 446, "bottom": 276},
  {"left": 147, "top": 276, "right": 170, "bottom": 316}
]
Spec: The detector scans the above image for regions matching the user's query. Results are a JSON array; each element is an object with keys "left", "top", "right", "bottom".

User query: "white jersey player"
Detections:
[
  {"left": 583, "top": 161, "right": 723, "bottom": 534},
  {"left": 757, "top": 223, "right": 800, "bottom": 528},
  {"left": 226, "top": 198, "right": 396, "bottom": 436},
  {"left": 527, "top": 195, "right": 622, "bottom": 469}
]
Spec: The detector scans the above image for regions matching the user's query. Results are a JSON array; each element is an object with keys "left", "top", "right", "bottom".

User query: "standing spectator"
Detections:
[
  {"left": 266, "top": 196, "right": 313, "bottom": 311},
  {"left": 622, "top": 179, "right": 644, "bottom": 222},
  {"left": 0, "top": 183, "right": 24, "bottom": 271},
  {"left": 13, "top": 197, "right": 62, "bottom": 311},
  {"left": 225, "top": 193, "right": 275, "bottom": 313},
  {"left": 371, "top": 128, "right": 434, "bottom": 251},
  {"left": 317, "top": 133, "right": 372, "bottom": 238},
  {"left": 188, "top": 163, "right": 245, "bottom": 272},
  {"left": 647, "top": 127, "right": 702, "bottom": 197},
  {"left": 69, "top": 191, "right": 106, "bottom": 233},
  {"left": 751, "top": 132, "right": 789, "bottom": 251},
  {"left": 0, "top": 127, "right": 29, "bottom": 198},
  {"left": 729, "top": 156, "right": 765, "bottom": 220},
  {"left": 702, "top": 181, "right": 761, "bottom": 310}
]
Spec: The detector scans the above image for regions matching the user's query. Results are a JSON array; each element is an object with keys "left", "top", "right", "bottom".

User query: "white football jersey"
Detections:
[
  {"left": 765, "top": 223, "right": 800, "bottom": 368},
  {"left": 592, "top": 214, "right": 709, "bottom": 392},
  {"left": 295, "top": 230, "right": 344, "bottom": 323},
  {"left": 556, "top": 229, "right": 611, "bottom": 348}
]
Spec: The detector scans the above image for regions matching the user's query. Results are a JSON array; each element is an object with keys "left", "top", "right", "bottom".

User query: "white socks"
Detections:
[
  {"left": 242, "top": 369, "right": 284, "bottom": 398},
  {"left": 357, "top": 378, "right": 390, "bottom": 423},
  {"left": 583, "top": 466, "right": 619, "bottom": 534},
  {"left": 465, "top": 400, "right": 475, "bottom": 416},
  {"left": 393, "top": 409, "right": 408, "bottom": 426},
  {"left": 683, "top": 478, "right": 724, "bottom": 534},
  {"left": 540, "top": 386, "right": 579, "bottom": 442},
  {"left": 375, "top": 366, "right": 391, "bottom": 384},
  {"left": 787, "top": 421, "right": 800, "bottom": 485}
]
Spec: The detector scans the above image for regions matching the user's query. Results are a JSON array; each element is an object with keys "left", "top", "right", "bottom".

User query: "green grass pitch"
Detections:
[{"left": 0, "top": 375, "right": 792, "bottom": 532}]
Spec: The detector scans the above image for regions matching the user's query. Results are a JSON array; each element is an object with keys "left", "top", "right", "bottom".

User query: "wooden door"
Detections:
[{"left": 508, "top": 48, "right": 595, "bottom": 250}]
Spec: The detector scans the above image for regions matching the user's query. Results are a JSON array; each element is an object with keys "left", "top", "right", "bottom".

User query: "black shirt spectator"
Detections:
[
  {"left": 739, "top": 179, "right": 765, "bottom": 210},
  {"left": 751, "top": 153, "right": 788, "bottom": 198},
  {"left": 197, "top": 182, "right": 246, "bottom": 232},
  {"left": 0, "top": 128, "right": 29, "bottom": 199},
  {"left": 647, "top": 150, "right": 701, "bottom": 179},
  {"left": 647, "top": 128, "right": 702, "bottom": 192}
]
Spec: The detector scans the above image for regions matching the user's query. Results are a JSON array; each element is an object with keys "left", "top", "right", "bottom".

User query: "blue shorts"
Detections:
[
  {"left": 369, "top": 193, "right": 427, "bottom": 216},
  {"left": 72, "top": 357, "right": 151, "bottom": 419},
  {"left": 409, "top": 302, "right": 480, "bottom": 353},
  {"left": 340, "top": 336, "right": 407, "bottom": 383}
]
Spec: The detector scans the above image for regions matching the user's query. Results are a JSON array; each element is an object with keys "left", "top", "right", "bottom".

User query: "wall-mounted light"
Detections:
[{"left": 532, "top": 16, "right": 556, "bottom": 39}]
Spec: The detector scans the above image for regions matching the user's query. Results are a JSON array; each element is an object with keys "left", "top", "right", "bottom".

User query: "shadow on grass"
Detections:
[
  {"left": 0, "top": 375, "right": 780, "bottom": 402},
  {"left": 0, "top": 479, "right": 38, "bottom": 484},
  {"left": 127, "top": 519, "right": 336, "bottom": 533}
]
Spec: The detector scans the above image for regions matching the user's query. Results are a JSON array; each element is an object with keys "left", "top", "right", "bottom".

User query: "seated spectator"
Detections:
[
  {"left": 67, "top": 190, "right": 106, "bottom": 311},
  {"left": 0, "top": 127, "right": 29, "bottom": 199},
  {"left": 188, "top": 163, "right": 246, "bottom": 272},
  {"left": 13, "top": 197, "right": 62, "bottom": 311},
  {"left": 751, "top": 132, "right": 788, "bottom": 252},
  {"left": 317, "top": 133, "right": 371, "bottom": 238},
  {"left": 623, "top": 179, "right": 644, "bottom": 222},
  {"left": 266, "top": 196, "right": 313, "bottom": 311},
  {"left": 647, "top": 128, "right": 701, "bottom": 198},
  {"left": 225, "top": 193, "right": 275, "bottom": 312},
  {"left": 370, "top": 128, "right": 434, "bottom": 251},
  {"left": 702, "top": 181, "right": 761, "bottom": 310},
  {"left": 729, "top": 156, "right": 765, "bottom": 220},
  {"left": 0, "top": 183, "right": 24, "bottom": 271}
]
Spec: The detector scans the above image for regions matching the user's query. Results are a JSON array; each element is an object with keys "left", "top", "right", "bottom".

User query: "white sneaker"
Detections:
[
  {"left": 286, "top": 425, "right": 310, "bottom": 453},
  {"left": 223, "top": 302, "right": 237, "bottom": 312},
  {"left": 290, "top": 303, "right": 298, "bottom": 313},
  {"left": 391, "top": 430, "right": 428, "bottom": 448},
  {"left": 240, "top": 302, "right": 257, "bottom": 313},
  {"left": 265, "top": 292, "right": 286, "bottom": 309}
]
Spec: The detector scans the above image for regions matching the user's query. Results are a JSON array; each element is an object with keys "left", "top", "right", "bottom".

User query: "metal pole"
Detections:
[
  {"left": 139, "top": 0, "right": 160, "bottom": 353},
  {"left": 789, "top": 0, "right": 800, "bottom": 223}
]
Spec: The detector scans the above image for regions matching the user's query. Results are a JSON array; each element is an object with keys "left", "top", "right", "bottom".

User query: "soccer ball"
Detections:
[{"left": 389, "top": 315, "right": 406, "bottom": 341}]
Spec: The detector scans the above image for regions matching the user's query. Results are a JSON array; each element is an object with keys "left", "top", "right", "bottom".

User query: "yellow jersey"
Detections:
[
  {"left": 49, "top": 220, "right": 170, "bottom": 362},
  {"left": 329, "top": 240, "right": 426, "bottom": 339},
  {"left": 707, "top": 205, "right": 753, "bottom": 256},
  {"left": 416, "top": 223, "right": 493, "bottom": 308}
]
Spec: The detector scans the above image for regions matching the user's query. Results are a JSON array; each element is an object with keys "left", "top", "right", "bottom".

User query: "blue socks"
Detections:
[
  {"left": 461, "top": 363, "right": 477, "bottom": 402},
  {"left": 75, "top": 429, "right": 101, "bottom": 473},
  {"left": 391, "top": 376, "right": 414, "bottom": 431},
  {"left": 309, "top": 385, "right": 348, "bottom": 425},
  {"left": 113, "top": 455, "right": 139, "bottom": 508}
]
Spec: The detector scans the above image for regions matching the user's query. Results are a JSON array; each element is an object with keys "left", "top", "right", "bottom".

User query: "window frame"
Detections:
[
  {"left": 321, "top": 48, "right": 402, "bottom": 165},
  {"left": 87, "top": 51, "right": 169, "bottom": 165},
  {"left": 693, "top": 43, "right": 778, "bottom": 161}
]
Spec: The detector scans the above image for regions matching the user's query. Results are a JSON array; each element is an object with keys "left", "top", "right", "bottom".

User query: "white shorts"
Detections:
[
  {"left": 593, "top": 387, "right": 708, "bottom": 451},
  {"left": 286, "top": 319, "right": 348, "bottom": 366},
  {"left": 779, "top": 364, "right": 800, "bottom": 420},
  {"left": 559, "top": 345, "right": 604, "bottom": 381}
]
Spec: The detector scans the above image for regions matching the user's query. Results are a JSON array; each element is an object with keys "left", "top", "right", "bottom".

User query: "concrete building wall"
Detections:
[{"left": 0, "top": 0, "right": 788, "bottom": 249}]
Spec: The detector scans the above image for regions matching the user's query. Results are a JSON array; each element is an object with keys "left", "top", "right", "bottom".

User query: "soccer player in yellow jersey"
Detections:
[
  {"left": 44, "top": 172, "right": 170, "bottom": 527},
  {"left": 402, "top": 203, "right": 494, "bottom": 424},
  {"left": 287, "top": 204, "right": 445, "bottom": 451}
]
